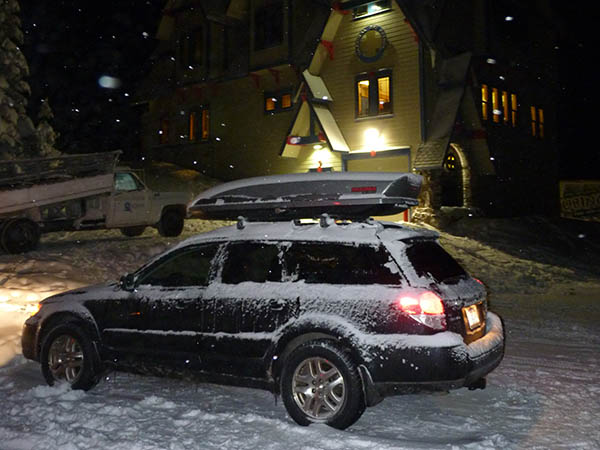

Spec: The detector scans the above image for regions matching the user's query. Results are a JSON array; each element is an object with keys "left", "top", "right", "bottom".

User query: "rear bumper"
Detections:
[{"left": 364, "top": 312, "right": 505, "bottom": 398}]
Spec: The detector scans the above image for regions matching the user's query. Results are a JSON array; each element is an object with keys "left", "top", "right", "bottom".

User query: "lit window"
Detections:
[
  {"left": 481, "top": 84, "right": 488, "bottom": 121},
  {"left": 445, "top": 152, "right": 457, "bottom": 171},
  {"left": 378, "top": 77, "right": 391, "bottom": 114},
  {"left": 201, "top": 110, "right": 209, "bottom": 140},
  {"left": 254, "top": 0, "right": 283, "bottom": 50},
  {"left": 511, "top": 94, "right": 518, "bottom": 127},
  {"left": 530, "top": 106, "right": 544, "bottom": 139},
  {"left": 264, "top": 91, "right": 293, "bottom": 113},
  {"left": 502, "top": 91, "right": 509, "bottom": 124},
  {"left": 492, "top": 87, "right": 500, "bottom": 123},
  {"left": 357, "top": 79, "right": 370, "bottom": 116},
  {"left": 356, "top": 70, "right": 392, "bottom": 118},
  {"left": 354, "top": 0, "right": 391, "bottom": 18},
  {"left": 189, "top": 109, "right": 209, "bottom": 141},
  {"left": 265, "top": 97, "right": 276, "bottom": 111},
  {"left": 189, "top": 112, "right": 196, "bottom": 141}
]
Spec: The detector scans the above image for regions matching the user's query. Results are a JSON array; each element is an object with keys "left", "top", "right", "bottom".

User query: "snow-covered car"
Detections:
[{"left": 21, "top": 172, "right": 505, "bottom": 430}]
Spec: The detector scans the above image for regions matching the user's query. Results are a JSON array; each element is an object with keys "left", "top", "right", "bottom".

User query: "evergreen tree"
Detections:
[
  {"left": 36, "top": 98, "right": 60, "bottom": 157},
  {"left": 0, "top": 0, "right": 57, "bottom": 160}
]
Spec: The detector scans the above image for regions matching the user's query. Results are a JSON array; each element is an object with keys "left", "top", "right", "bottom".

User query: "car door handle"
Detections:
[{"left": 270, "top": 300, "right": 286, "bottom": 311}]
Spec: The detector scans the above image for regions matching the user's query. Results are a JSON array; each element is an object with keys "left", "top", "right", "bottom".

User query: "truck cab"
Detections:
[{"left": 0, "top": 152, "right": 190, "bottom": 253}]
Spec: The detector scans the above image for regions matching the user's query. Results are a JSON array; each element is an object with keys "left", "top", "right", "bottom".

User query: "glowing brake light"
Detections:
[
  {"left": 396, "top": 291, "right": 446, "bottom": 330},
  {"left": 398, "top": 291, "right": 444, "bottom": 315}
]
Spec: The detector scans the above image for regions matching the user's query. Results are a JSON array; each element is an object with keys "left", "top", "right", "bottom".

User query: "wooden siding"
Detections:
[
  {"left": 143, "top": 64, "right": 342, "bottom": 179},
  {"left": 319, "top": 5, "right": 422, "bottom": 171}
]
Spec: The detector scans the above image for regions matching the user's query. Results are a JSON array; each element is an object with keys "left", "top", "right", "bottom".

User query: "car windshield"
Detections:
[{"left": 404, "top": 239, "right": 467, "bottom": 284}]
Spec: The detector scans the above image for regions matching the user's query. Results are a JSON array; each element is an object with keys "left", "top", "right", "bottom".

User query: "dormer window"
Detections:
[
  {"left": 254, "top": 0, "right": 284, "bottom": 50},
  {"left": 353, "top": 0, "right": 391, "bottom": 19}
]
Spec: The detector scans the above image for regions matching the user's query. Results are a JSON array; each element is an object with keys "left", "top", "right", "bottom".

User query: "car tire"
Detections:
[
  {"left": 0, "top": 218, "right": 41, "bottom": 253},
  {"left": 120, "top": 226, "right": 146, "bottom": 237},
  {"left": 40, "top": 322, "right": 101, "bottom": 391},
  {"left": 281, "top": 339, "right": 366, "bottom": 430},
  {"left": 158, "top": 209, "right": 184, "bottom": 237}
]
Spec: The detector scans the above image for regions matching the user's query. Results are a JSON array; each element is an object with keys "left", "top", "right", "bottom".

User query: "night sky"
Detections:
[
  {"left": 18, "top": 0, "right": 594, "bottom": 178},
  {"left": 20, "top": 0, "right": 164, "bottom": 160}
]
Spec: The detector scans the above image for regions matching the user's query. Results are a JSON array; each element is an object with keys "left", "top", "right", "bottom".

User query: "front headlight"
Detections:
[{"left": 28, "top": 302, "right": 43, "bottom": 317}]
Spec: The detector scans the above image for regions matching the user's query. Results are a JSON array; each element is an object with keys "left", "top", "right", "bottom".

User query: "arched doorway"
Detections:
[{"left": 440, "top": 144, "right": 472, "bottom": 208}]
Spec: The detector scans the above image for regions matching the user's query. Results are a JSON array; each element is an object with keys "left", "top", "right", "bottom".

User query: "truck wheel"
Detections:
[
  {"left": 280, "top": 339, "right": 366, "bottom": 430},
  {"left": 158, "top": 209, "right": 184, "bottom": 237},
  {"left": 40, "top": 322, "right": 101, "bottom": 391},
  {"left": 1, "top": 218, "right": 41, "bottom": 253},
  {"left": 120, "top": 226, "right": 146, "bottom": 237}
]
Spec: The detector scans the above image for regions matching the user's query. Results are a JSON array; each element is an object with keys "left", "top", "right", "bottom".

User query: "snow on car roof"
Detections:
[{"left": 170, "top": 219, "right": 436, "bottom": 251}]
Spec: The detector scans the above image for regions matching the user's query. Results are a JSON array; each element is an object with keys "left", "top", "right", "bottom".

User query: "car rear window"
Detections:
[
  {"left": 404, "top": 240, "right": 467, "bottom": 283},
  {"left": 285, "top": 243, "right": 402, "bottom": 285}
]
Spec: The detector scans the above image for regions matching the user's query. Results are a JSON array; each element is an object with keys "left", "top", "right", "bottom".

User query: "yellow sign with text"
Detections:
[{"left": 560, "top": 180, "right": 600, "bottom": 222}]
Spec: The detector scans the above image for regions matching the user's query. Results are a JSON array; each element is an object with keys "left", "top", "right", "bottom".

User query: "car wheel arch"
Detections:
[
  {"left": 38, "top": 312, "right": 101, "bottom": 358},
  {"left": 269, "top": 328, "right": 365, "bottom": 389}
]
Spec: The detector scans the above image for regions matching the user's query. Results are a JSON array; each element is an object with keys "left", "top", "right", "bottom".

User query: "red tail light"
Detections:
[
  {"left": 396, "top": 291, "right": 446, "bottom": 330},
  {"left": 398, "top": 291, "right": 444, "bottom": 315}
]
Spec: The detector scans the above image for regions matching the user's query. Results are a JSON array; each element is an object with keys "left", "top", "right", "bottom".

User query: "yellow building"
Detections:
[{"left": 136, "top": 0, "right": 560, "bottom": 219}]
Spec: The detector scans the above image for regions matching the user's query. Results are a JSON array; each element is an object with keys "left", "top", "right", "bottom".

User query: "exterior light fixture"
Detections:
[
  {"left": 364, "top": 128, "right": 383, "bottom": 149},
  {"left": 505, "top": 16, "right": 514, "bottom": 21}
]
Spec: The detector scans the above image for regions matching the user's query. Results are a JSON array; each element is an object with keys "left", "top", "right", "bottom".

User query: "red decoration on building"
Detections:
[
  {"left": 331, "top": 2, "right": 350, "bottom": 14},
  {"left": 250, "top": 73, "right": 261, "bottom": 89},
  {"left": 192, "top": 85, "right": 204, "bottom": 100},
  {"left": 318, "top": 131, "right": 327, "bottom": 143},
  {"left": 287, "top": 136, "right": 302, "bottom": 145},
  {"left": 209, "top": 82, "right": 220, "bottom": 96},
  {"left": 320, "top": 40, "right": 335, "bottom": 60},
  {"left": 370, "top": 150, "right": 377, "bottom": 157},
  {"left": 403, "top": 18, "right": 419, "bottom": 43},
  {"left": 176, "top": 87, "right": 187, "bottom": 102},
  {"left": 268, "top": 68, "right": 280, "bottom": 85},
  {"left": 317, "top": 161, "right": 323, "bottom": 172}
]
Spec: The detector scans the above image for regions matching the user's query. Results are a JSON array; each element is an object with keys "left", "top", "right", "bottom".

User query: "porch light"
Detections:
[{"left": 364, "top": 128, "right": 383, "bottom": 148}]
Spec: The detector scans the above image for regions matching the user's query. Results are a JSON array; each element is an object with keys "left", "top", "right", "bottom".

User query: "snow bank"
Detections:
[{"left": 0, "top": 217, "right": 599, "bottom": 449}]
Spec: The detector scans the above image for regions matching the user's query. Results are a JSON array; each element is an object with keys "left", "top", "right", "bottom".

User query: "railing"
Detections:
[{"left": 0, "top": 151, "right": 121, "bottom": 188}]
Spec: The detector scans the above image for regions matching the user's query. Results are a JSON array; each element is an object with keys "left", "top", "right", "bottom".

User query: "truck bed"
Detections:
[{"left": 0, "top": 151, "right": 120, "bottom": 216}]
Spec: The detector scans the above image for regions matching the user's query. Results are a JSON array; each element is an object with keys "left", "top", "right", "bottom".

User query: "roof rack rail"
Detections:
[{"left": 189, "top": 172, "right": 422, "bottom": 222}]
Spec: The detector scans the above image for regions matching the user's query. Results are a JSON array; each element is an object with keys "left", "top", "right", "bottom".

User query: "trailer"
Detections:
[{"left": 0, "top": 152, "right": 190, "bottom": 253}]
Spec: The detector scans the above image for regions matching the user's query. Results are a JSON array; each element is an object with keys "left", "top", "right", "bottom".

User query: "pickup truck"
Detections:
[{"left": 0, "top": 151, "right": 190, "bottom": 253}]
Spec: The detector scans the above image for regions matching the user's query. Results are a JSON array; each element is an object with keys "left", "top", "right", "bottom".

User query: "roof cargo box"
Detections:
[{"left": 188, "top": 172, "right": 422, "bottom": 221}]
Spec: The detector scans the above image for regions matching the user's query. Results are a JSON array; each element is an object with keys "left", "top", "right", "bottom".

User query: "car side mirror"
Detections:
[{"left": 120, "top": 273, "right": 136, "bottom": 291}]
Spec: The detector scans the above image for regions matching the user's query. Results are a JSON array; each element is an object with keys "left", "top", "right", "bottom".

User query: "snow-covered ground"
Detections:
[{"left": 1, "top": 216, "right": 599, "bottom": 450}]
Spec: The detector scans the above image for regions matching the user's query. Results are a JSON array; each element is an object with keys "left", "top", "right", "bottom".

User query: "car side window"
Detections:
[
  {"left": 115, "top": 173, "right": 141, "bottom": 192},
  {"left": 285, "top": 243, "right": 402, "bottom": 285},
  {"left": 222, "top": 242, "right": 282, "bottom": 284},
  {"left": 138, "top": 244, "right": 219, "bottom": 287}
]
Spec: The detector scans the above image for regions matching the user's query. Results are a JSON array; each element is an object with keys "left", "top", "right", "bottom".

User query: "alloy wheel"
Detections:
[
  {"left": 47, "top": 334, "right": 84, "bottom": 384},
  {"left": 292, "top": 356, "right": 346, "bottom": 420}
]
